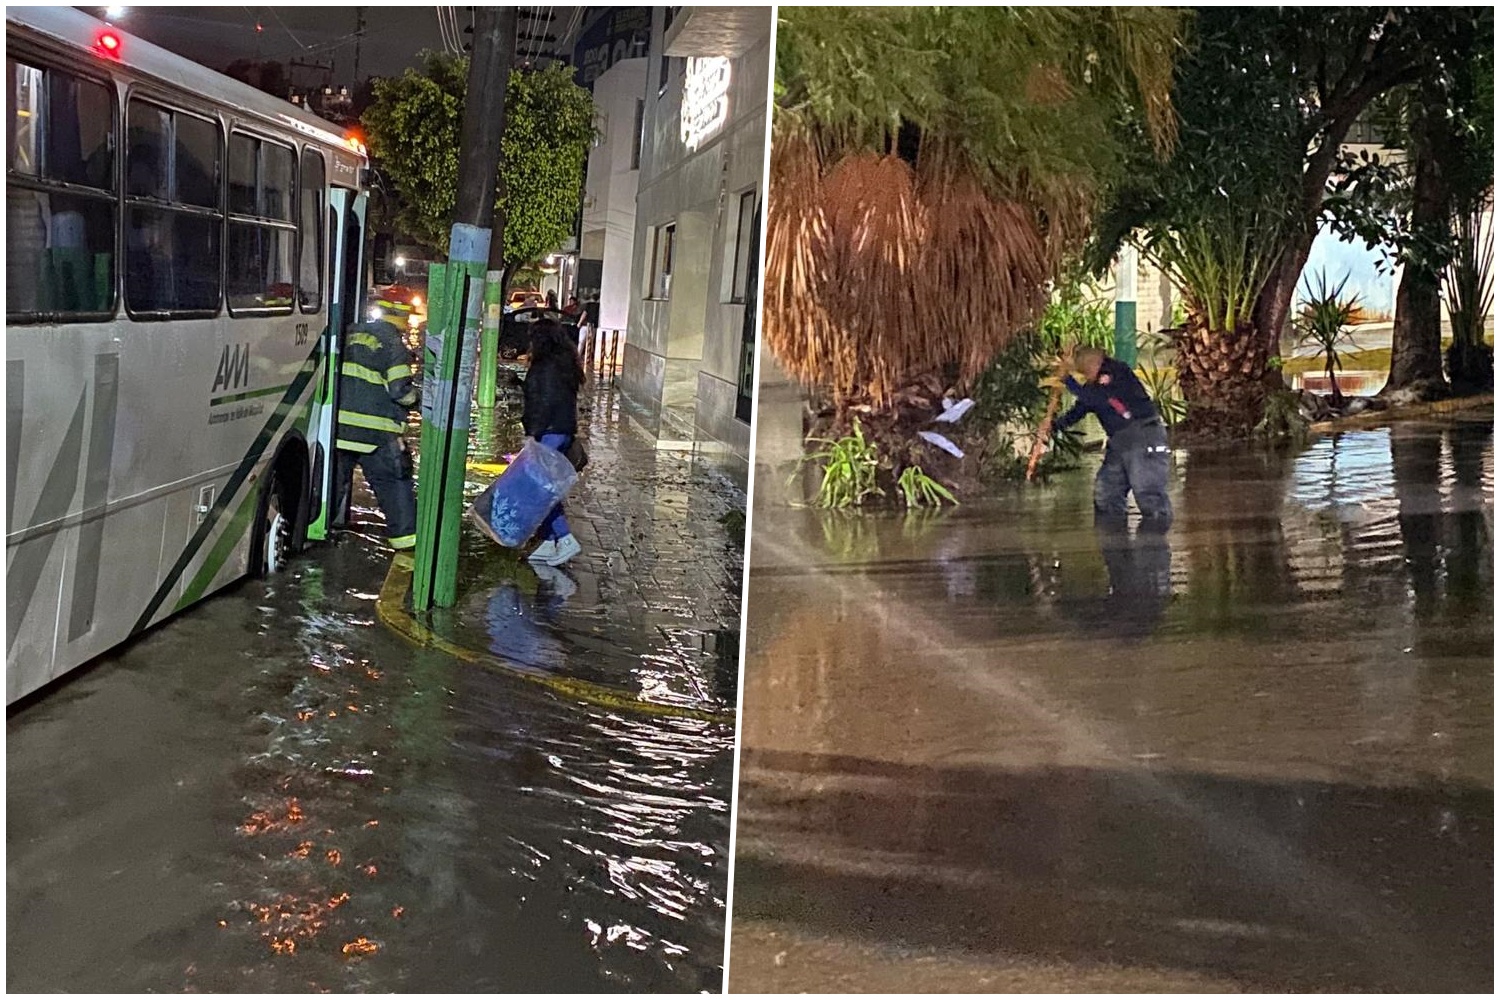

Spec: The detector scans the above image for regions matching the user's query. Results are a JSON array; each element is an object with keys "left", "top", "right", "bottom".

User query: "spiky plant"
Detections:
[
  {"left": 1445, "top": 202, "right": 1494, "bottom": 393},
  {"left": 1294, "top": 270, "right": 1363, "bottom": 409}
]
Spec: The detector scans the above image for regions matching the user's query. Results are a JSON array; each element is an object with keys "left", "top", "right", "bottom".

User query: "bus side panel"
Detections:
[
  {"left": 40, "top": 495, "right": 180, "bottom": 696},
  {"left": 132, "top": 310, "right": 315, "bottom": 629},
  {"left": 5, "top": 321, "right": 152, "bottom": 702},
  {"left": 6, "top": 532, "right": 67, "bottom": 702}
]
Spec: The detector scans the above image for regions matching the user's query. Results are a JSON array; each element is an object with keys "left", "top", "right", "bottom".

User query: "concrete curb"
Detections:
[
  {"left": 376, "top": 555, "right": 736, "bottom": 726},
  {"left": 1309, "top": 393, "right": 1493, "bottom": 435}
]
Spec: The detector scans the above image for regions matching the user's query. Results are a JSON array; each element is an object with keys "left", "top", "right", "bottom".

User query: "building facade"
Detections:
[
  {"left": 619, "top": 6, "right": 769, "bottom": 488},
  {"left": 579, "top": 58, "right": 646, "bottom": 328},
  {"left": 574, "top": 7, "right": 652, "bottom": 332}
]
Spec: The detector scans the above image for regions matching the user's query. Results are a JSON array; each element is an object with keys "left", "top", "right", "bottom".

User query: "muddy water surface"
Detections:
[{"left": 731, "top": 416, "right": 1492, "bottom": 992}]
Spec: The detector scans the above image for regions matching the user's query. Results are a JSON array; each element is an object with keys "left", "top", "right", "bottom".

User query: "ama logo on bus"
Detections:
[{"left": 213, "top": 343, "right": 251, "bottom": 393}]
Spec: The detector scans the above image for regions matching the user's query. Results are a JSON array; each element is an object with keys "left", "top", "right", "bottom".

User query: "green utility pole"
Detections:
[
  {"left": 412, "top": 6, "right": 516, "bottom": 611},
  {"left": 477, "top": 270, "right": 504, "bottom": 408},
  {"left": 1113, "top": 244, "right": 1138, "bottom": 367}
]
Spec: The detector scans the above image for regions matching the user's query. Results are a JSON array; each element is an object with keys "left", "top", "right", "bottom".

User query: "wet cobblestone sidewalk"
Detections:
[{"left": 428, "top": 366, "right": 747, "bottom": 717}]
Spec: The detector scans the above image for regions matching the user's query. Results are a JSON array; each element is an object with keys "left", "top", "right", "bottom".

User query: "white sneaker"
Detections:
[
  {"left": 528, "top": 539, "right": 557, "bottom": 563},
  {"left": 546, "top": 533, "right": 581, "bottom": 566}
]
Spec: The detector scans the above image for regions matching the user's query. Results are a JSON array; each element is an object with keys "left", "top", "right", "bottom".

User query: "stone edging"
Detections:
[
  {"left": 376, "top": 555, "right": 736, "bottom": 726},
  {"left": 1309, "top": 393, "right": 1494, "bottom": 434}
]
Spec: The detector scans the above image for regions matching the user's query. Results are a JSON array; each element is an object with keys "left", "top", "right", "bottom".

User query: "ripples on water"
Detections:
[{"left": 204, "top": 550, "right": 731, "bottom": 993}]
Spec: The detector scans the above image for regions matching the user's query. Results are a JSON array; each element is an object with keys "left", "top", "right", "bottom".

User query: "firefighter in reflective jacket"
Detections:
[{"left": 334, "top": 299, "right": 419, "bottom": 550}]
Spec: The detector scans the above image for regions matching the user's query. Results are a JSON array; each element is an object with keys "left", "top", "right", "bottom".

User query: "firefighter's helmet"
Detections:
[{"left": 372, "top": 297, "right": 415, "bottom": 320}]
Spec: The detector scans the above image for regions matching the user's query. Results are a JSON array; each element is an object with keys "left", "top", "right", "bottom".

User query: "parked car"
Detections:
[
  {"left": 500, "top": 307, "right": 580, "bottom": 360},
  {"left": 507, "top": 289, "right": 544, "bottom": 311}
]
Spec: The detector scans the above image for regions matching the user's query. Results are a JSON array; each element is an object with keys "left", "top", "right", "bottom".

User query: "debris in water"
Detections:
[{"left": 342, "top": 936, "right": 380, "bottom": 958}]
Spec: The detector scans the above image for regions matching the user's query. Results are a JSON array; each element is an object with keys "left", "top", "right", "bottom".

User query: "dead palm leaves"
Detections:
[{"left": 764, "top": 131, "right": 1055, "bottom": 407}]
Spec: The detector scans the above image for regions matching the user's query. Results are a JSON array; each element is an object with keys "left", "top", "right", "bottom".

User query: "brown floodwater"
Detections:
[{"left": 730, "top": 415, "right": 1493, "bottom": 993}]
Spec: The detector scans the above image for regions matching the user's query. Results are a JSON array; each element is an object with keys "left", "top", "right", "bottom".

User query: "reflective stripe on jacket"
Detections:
[{"left": 337, "top": 319, "right": 418, "bottom": 452}]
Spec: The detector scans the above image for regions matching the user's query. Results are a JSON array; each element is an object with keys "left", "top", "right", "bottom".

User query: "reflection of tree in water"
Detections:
[
  {"left": 1177, "top": 448, "right": 1297, "bottom": 631},
  {"left": 1392, "top": 421, "right": 1493, "bottom": 628}
]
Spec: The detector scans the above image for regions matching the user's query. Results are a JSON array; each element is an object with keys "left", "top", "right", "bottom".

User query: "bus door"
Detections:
[{"left": 307, "top": 186, "right": 367, "bottom": 541}]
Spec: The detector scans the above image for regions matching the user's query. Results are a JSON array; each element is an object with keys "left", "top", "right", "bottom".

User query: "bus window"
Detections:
[
  {"left": 8, "top": 60, "right": 42, "bottom": 176},
  {"left": 298, "top": 149, "right": 325, "bottom": 313},
  {"left": 226, "top": 132, "right": 295, "bottom": 315},
  {"left": 6, "top": 60, "right": 117, "bottom": 321},
  {"left": 124, "top": 98, "right": 222, "bottom": 317},
  {"left": 174, "top": 113, "right": 219, "bottom": 208}
]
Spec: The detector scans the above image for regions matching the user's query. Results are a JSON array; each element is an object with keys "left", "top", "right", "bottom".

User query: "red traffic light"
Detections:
[{"left": 95, "top": 31, "right": 122, "bottom": 58}]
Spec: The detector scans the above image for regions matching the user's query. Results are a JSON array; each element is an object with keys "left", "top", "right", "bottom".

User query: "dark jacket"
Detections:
[
  {"left": 1055, "top": 357, "right": 1161, "bottom": 437},
  {"left": 336, "top": 319, "right": 418, "bottom": 453},
  {"left": 522, "top": 351, "right": 580, "bottom": 438}
]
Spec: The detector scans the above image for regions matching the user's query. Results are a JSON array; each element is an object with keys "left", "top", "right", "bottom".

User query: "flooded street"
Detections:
[
  {"left": 730, "top": 416, "right": 1493, "bottom": 992},
  {"left": 8, "top": 385, "right": 739, "bottom": 993}
]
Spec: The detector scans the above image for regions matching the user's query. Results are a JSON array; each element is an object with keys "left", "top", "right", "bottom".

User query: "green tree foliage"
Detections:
[
  {"left": 1090, "top": 7, "right": 1491, "bottom": 431},
  {"left": 363, "top": 54, "right": 595, "bottom": 279},
  {"left": 1332, "top": 41, "right": 1493, "bottom": 395}
]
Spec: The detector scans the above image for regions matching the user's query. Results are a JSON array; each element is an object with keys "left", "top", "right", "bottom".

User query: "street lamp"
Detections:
[
  {"left": 104, "top": 5, "right": 126, "bottom": 20},
  {"left": 394, "top": 254, "right": 407, "bottom": 268}
]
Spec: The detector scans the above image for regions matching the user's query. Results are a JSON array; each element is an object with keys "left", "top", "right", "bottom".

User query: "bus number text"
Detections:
[{"left": 295, "top": 323, "right": 309, "bottom": 346}]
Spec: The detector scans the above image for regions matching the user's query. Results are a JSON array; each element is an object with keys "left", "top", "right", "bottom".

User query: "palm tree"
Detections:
[{"left": 765, "top": 7, "right": 1187, "bottom": 417}]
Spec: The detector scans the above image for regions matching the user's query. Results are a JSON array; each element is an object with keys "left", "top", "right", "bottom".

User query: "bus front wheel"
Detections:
[{"left": 251, "top": 456, "right": 307, "bottom": 577}]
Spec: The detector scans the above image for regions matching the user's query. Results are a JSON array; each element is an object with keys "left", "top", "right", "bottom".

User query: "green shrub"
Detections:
[
  {"left": 1137, "top": 329, "right": 1188, "bottom": 427},
  {"left": 801, "top": 420, "right": 884, "bottom": 508},
  {"left": 897, "top": 465, "right": 958, "bottom": 508}
]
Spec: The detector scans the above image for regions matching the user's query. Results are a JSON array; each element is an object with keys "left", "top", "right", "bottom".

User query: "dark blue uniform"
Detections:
[{"left": 1055, "top": 356, "right": 1172, "bottom": 519}]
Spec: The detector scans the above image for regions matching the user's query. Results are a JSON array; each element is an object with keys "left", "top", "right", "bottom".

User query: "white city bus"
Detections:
[{"left": 6, "top": 8, "right": 371, "bottom": 703}]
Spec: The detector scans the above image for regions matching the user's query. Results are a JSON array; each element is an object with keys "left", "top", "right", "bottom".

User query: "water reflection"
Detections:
[
  {"left": 734, "top": 417, "right": 1493, "bottom": 993},
  {"left": 480, "top": 568, "right": 571, "bottom": 668},
  {"left": 1087, "top": 516, "right": 1172, "bottom": 640}
]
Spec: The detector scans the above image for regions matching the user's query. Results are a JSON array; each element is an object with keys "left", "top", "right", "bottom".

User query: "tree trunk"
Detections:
[
  {"left": 1252, "top": 228, "right": 1317, "bottom": 369},
  {"left": 1176, "top": 317, "right": 1270, "bottom": 437},
  {"left": 1384, "top": 252, "right": 1449, "bottom": 400},
  {"left": 1381, "top": 98, "right": 1451, "bottom": 402}
]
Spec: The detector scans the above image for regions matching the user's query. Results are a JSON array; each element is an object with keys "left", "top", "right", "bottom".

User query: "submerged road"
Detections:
[
  {"left": 730, "top": 415, "right": 1493, "bottom": 993},
  {"left": 8, "top": 384, "right": 741, "bottom": 992}
]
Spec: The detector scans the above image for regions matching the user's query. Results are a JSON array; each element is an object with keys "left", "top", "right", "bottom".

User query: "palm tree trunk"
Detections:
[{"left": 1176, "top": 318, "right": 1270, "bottom": 436}]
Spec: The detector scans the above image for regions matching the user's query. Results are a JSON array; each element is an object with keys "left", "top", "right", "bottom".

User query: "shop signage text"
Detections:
[{"left": 681, "top": 57, "right": 731, "bottom": 151}]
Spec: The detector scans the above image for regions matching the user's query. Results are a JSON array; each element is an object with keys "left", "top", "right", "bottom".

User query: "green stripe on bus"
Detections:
[
  {"left": 130, "top": 345, "right": 323, "bottom": 637},
  {"left": 211, "top": 382, "right": 294, "bottom": 406},
  {"left": 174, "top": 485, "right": 259, "bottom": 611}
]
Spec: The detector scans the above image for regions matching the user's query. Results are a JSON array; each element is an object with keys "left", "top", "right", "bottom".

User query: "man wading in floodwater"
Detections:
[{"left": 1040, "top": 346, "right": 1173, "bottom": 521}]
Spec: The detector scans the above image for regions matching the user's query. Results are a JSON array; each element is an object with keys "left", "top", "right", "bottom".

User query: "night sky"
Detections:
[{"left": 74, "top": 6, "right": 481, "bottom": 85}]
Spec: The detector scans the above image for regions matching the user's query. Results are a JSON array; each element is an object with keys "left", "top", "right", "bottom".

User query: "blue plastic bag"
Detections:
[{"left": 469, "top": 438, "right": 578, "bottom": 548}]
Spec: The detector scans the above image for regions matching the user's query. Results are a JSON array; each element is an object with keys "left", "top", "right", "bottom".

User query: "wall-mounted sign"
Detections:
[
  {"left": 681, "top": 56, "right": 731, "bottom": 151},
  {"left": 573, "top": 7, "right": 652, "bottom": 89}
]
